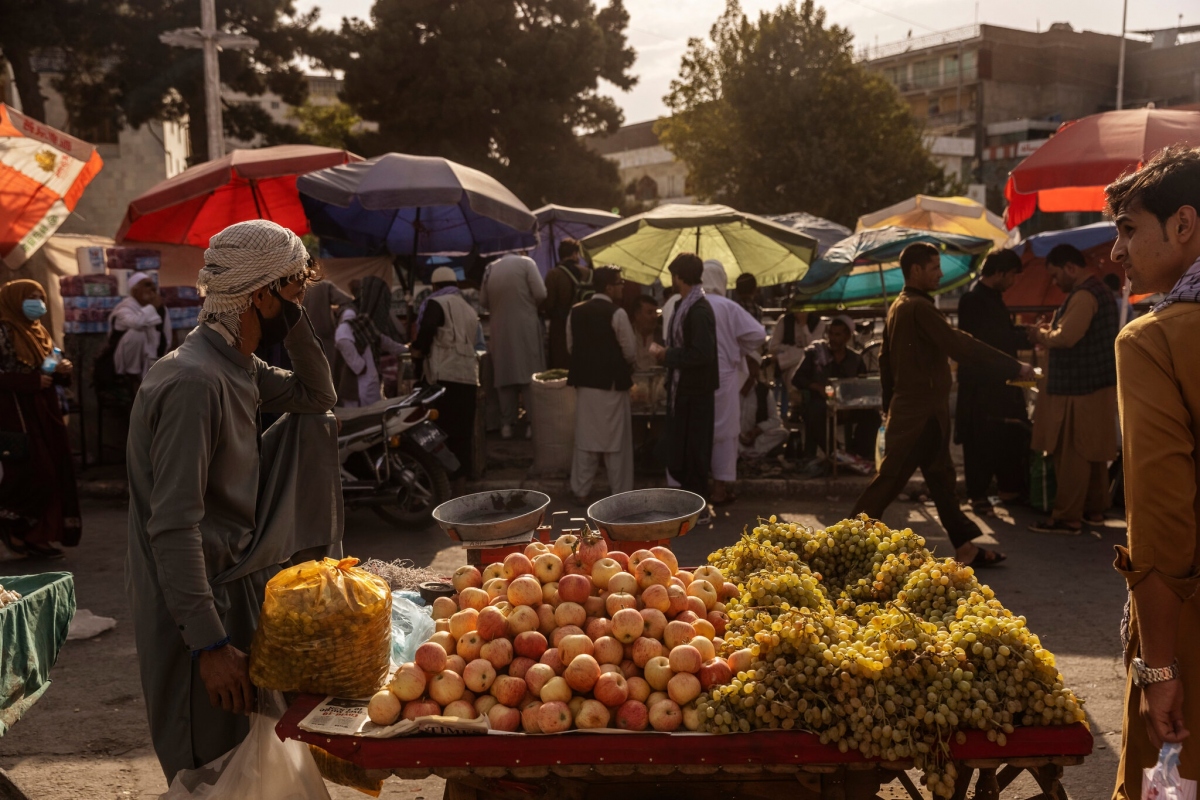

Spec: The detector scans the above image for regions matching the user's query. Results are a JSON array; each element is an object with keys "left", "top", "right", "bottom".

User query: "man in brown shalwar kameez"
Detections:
[{"left": 1107, "top": 146, "right": 1200, "bottom": 799}]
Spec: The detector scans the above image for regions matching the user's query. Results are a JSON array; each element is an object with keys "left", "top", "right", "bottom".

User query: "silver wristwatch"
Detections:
[{"left": 1132, "top": 658, "right": 1180, "bottom": 687}]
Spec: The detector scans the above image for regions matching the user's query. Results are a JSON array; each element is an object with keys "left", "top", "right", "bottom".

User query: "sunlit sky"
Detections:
[{"left": 294, "top": 0, "right": 1191, "bottom": 124}]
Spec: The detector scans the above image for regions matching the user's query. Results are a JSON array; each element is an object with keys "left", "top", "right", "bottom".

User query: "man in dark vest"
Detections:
[
  {"left": 955, "top": 249, "right": 1031, "bottom": 515},
  {"left": 566, "top": 267, "right": 637, "bottom": 504},
  {"left": 544, "top": 238, "right": 593, "bottom": 369},
  {"left": 1029, "top": 243, "right": 1119, "bottom": 534}
]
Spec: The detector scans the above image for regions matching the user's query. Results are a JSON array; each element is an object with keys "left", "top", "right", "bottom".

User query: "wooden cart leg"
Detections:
[
  {"left": 895, "top": 770, "right": 926, "bottom": 800},
  {"left": 950, "top": 766, "right": 973, "bottom": 800},
  {"left": 1030, "top": 764, "right": 1067, "bottom": 800},
  {"left": 972, "top": 768, "right": 1000, "bottom": 800},
  {"left": 995, "top": 765, "right": 1023, "bottom": 792},
  {"left": 443, "top": 778, "right": 479, "bottom": 800}
]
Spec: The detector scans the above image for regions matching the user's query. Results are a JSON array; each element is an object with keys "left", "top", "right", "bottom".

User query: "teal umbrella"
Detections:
[
  {"left": 581, "top": 203, "right": 816, "bottom": 288},
  {"left": 794, "top": 227, "right": 994, "bottom": 310}
]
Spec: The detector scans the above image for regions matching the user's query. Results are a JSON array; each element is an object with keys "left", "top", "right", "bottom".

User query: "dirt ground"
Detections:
[{"left": 0, "top": 490, "right": 1128, "bottom": 800}]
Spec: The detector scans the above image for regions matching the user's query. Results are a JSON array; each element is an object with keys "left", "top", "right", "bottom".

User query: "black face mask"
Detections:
[{"left": 255, "top": 288, "right": 303, "bottom": 350}]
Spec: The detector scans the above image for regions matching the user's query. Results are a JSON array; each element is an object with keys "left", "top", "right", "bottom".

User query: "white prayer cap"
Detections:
[
  {"left": 431, "top": 266, "right": 458, "bottom": 284},
  {"left": 128, "top": 272, "right": 155, "bottom": 290},
  {"left": 701, "top": 259, "right": 727, "bottom": 296},
  {"left": 830, "top": 314, "right": 855, "bottom": 332}
]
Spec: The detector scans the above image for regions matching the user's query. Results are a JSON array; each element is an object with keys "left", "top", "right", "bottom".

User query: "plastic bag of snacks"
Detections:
[{"left": 250, "top": 558, "right": 391, "bottom": 698}]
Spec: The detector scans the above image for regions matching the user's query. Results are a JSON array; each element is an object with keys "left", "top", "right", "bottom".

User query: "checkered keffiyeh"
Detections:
[
  {"left": 1153, "top": 256, "right": 1200, "bottom": 312},
  {"left": 198, "top": 220, "right": 309, "bottom": 341}
]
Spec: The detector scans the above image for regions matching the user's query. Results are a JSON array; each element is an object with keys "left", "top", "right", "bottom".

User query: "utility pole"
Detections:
[
  {"left": 160, "top": 0, "right": 257, "bottom": 161},
  {"left": 1116, "top": 0, "right": 1128, "bottom": 109}
]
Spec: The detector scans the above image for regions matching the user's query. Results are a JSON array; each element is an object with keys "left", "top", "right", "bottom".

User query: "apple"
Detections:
[
  {"left": 574, "top": 698, "right": 611, "bottom": 729},
  {"left": 666, "top": 585, "right": 689, "bottom": 617},
  {"left": 457, "top": 632, "right": 484, "bottom": 661},
  {"left": 692, "top": 566, "right": 723, "bottom": 586},
  {"left": 615, "top": 700, "right": 648, "bottom": 731},
  {"left": 507, "top": 605, "right": 540, "bottom": 635},
  {"left": 687, "top": 579, "right": 718, "bottom": 611},
  {"left": 525, "top": 662, "right": 556, "bottom": 695},
  {"left": 564, "top": 654, "right": 602, "bottom": 693},
  {"left": 490, "top": 675, "right": 527, "bottom": 707},
  {"left": 599, "top": 664, "right": 623, "bottom": 676},
  {"left": 403, "top": 699, "right": 441, "bottom": 721},
  {"left": 435, "top": 619, "right": 451, "bottom": 633},
  {"left": 553, "top": 602, "right": 586, "bottom": 629},
  {"left": 458, "top": 587, "right": 489, "bottom": 611},
  {"left": 620, "top": 659, "right": 640, "bottom": 679},
  {"left": 559, "top": 634, "right": 595, "bottom": 664},
  {"left": 481, "top": 563, "right": 506, "bottom": 583},
  {"left": 487, "top": 704, "right": 521, "bottom": 732},
  {"left": 727, "top": 649, "right": 753, "bottom": 673},
  {"left": 585, "top": 617, "right": 613, "bottom": 640},
  {"left": 664, "top": 620, "right": 697, "bottom": 650},
  {"left": 503, "top": 553, "right": 534, "bottom": 580},
  {"left": 533, "top": 553, "right": 564, "bottom": 584},
  {"left": 449, "top": 609, "right": 479, "bottom": 641},
  {"left": 668, "top": 645, "right": 703, "bottom": 674},
  {"left": 539, "top": 648, "right": 565, "bottom": 675},
  {"left": 452, "top": 565, "right": 484, "bottom": 592},
  {"left": 513, "top": 630, "right": 548, "bottom": 660},
  {"left": 698, "top": 658, "right": 733, "bottom": 690},
  {"left": 520, "top": 702, "right": 543, "bottom": 733},
  {"left": 632, "top": 610, "right": 663, "bottom": 642},
  {"left": 551, "top": 625, "right": 584, "bottom": 648},
  {"left": 689, "top": 636, "right": 716, "bottom": 662},
  {"left": 649, "top": 546, "right": 679, "bottom": 574},
  {"left": 432, "top": 596, "right": 459, "bottom": 620},
  {"left": 584, "top": 596, "right": 606, "bottom": 618},
  {"left": 706, "top": 610, "right": 728, "bottom": 637},
  {"left": 713, "top": 637, "right": 725, "bottom": 652},
  {"left": 433, "top": 631, "right": 458, "bottom": 654},
  {"left": 639, "top": 584, "right": 670, "bottom": 614},
  {"left": 368, "top": 689, "right": 402, "bottom": 725},
  {"left": 552, "top": 534, "right": 579, "bottom": 560},
  {"left": 674, "top": 569, "right": 694, "bottom": 587},
  {"left": 669, "top": 576, "right": 685, "bottom": 591},
  {"left": 646, "top": 691, "right": 669, "bottom": 710},
  {"left": 443, "top": 699, "right": 478, "bottom": 720},
  {"left": 461, "top": 688, "right": 477, "bottom": 705},
  {"left": 445, "top": 654, "right": 467, "bottom": 675},
  {"left": 463, "top": 658, "right": 497, "bottom": 693},
  {"left": 474, "top": 695, "right": 498, "bottom": 716},
  {"left": 626, "top": 676, "right": 651, "bottom": 703},
  {"left": 608, "top": 551, "right": 630, "bottom": 571},
  {"left": 429, "top": 669, "right": 466, "bottom": 705},
  {"left": 636, "top": 558, "right": 672, "bottom": 590},
  {"left": 631, "top": 637, "right": 663, "bottom": 668},
  {"left": 611, "top": 608, "right": 645, "bottom": 644},
  {"left": 674, "top": 611, "right": 701, "bottom": 625},
  {"left": 683, "top": 703, "right": 703, "bottom": 731},
  {"left": 593, "top": 672, "right": 629, "bottom": 707},
  {"left": 489, "top": 599, "right": 513, "bottom": 615},
  {"left": 480, "top": 638, "right": 514, "bottom": 670},
  {"left": 508, "top": 656, "right": 536, "bottom": 680},
  {"left": 483, "top": 578, "right": 509, "bottom": 600},
  {"left": 627, "top": 549, "right": 654, "bottom": 573},
  {"left": 607, "top": 572, "right": 638, "bottom": 596},
  {"left": 592, "top": 636, "right": 624, "bottom": 665},
  {"left": 644, "top": 656, "right": 674, "bottom": 691},
  {"left": 472, "top": 607, "right": 506, "bottom": 642},
  {"left": 539, "top": 675, "right": 573, "bottom": 704},
  {"left": 525, "top": 540, "right": 550, "bottom": 559},
  {"left": 537, "top": 604, "right": 557, "bottom": 634},
  {"left": 577, "top": 535, "right": 608, "bottom": 567},
  {"left": 557, "top": 574, "right": 592, "bottom": 605},
  {"left": 668, "top": 672, "right": 702, "bottom": 705},
  {"left": 685, "top": 596, "right": 708, "bottom": 618},
  {"left": 507, "top": 576, "right": 543, "bottom": 607},
  {"left": 605, "top": 593, "right": 637, "bottom": 616},
  {"left": 541, "top": 582, "right": 560, "bottom": 606},
  {"left": 563, "top": 554, "right": 588, "bottom": 575},
  {"left": 649, "top": 699, "right": 682, "bottom": 732},
  {"left": 721, "top": 581, "right": 740, "bottom": 601},
  {"left": 692, "top": 619, "right": 716, "bottom": 641},
  {"left": 414, "top": 642, "right": 446, "bottom": 674},
  {"left": 537, "top": 701, "right": 572, "bottom": 733},
  {"left": 590, "top": 558, "right": 622, "bottom": 589}
]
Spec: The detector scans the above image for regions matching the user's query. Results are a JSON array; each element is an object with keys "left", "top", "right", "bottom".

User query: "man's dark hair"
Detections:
[
  {"left": 899, "top": 242, "right": 939, "bottom": 278},
  {"left": 735, "top": 273, "right": 757, "bottom": 294},
  {"left": 1105, "top": 145, "right": 1200, "bottom": 226},
  {"left": 981, "top": 249, "right": 1023, "bottom": 277},
  {"left": 592, "top": 266, "right": 622, "bottom": 291},
  {"left": 668, "top": 253, "right": 704, "bottom": 286},
  {"left": 1046, "top": 244, "right": 1087, "bottom": 269},
  {"left": 558, "top": 238, "right": 582, "bottom": 261},
  {"left": 637, "top": 294, "right": 659, "bottom": 310}
]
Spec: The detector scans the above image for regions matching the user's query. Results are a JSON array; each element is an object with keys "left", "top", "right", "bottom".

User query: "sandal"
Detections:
[
  {"left": 967, "top": 548, "right": 1007, "bottom": 568},
  {"left": 1084, "top": 513, "right": 1107, "bottom": 526},
  {"left": 1028, "top": 519, "right": 1082, "bottom": 535},
  {"left": 969, "top": 499, "right": 996, "bottom": 517}
]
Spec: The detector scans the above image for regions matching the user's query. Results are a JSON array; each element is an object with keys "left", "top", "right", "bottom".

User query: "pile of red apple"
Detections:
[{"left": 369, "top": 533, "right": 752, "bottom": 734}]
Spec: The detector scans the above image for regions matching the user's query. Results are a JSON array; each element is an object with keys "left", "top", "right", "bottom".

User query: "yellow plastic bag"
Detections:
[{"left": 250, "top": 557, "right": 391, "bottom": 698}]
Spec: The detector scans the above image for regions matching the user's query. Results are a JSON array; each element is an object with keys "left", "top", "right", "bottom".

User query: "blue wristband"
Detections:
[{"left": 191, "top": 636, "right": 232, "bottom": 659}]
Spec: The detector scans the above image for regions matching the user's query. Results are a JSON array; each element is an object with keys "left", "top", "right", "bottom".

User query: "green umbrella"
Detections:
[{"left": 581, "top": 203, "right": 817, "bottom": 288}]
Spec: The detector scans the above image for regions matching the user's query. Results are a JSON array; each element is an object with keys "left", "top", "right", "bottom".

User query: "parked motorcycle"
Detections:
[{"left": 335, "top": 385, "right": 458, "bottom": 526}]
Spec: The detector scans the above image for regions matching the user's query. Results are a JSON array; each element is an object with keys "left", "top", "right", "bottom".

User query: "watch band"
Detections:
[{"left": 1133, "top": 658, "right": 1180, "bottom": 687}]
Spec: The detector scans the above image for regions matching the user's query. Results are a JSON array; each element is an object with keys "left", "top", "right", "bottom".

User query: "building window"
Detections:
[
  {"left": 928, "top": 97, "right": 941, "bottom": 117},
  {"left": 962, "top": 50, "right": 977, "bottom": 78},
  {"left": 883, "top": 65, "right": 906, "bottom": 88},
  {"left": 635, "top": 175, "right": 659, "bottom": 202},
  {"left": 270, "top": 101, "right": 280, "bottom": 110},
  {"left": 912, "top": 59, "right": 939, "bottom": 89},
  {"left": 943, "top": 54, "right": 959, "bottom": 80}
]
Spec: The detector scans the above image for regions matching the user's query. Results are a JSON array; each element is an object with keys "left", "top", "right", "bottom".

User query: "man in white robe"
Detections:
[
  {"left": 566, "top": 267, "right": 638, "bottom": 502},
  {"left": 480, "top": 253, "right": 546, "bottom": 438},
  {"left": 110, "top": 272, "right": 169, "bottom": 380}
]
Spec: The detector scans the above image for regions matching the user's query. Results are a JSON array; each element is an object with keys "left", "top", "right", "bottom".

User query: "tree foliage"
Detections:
[
  {"left": 289, "top": 101, "right": 362, "bottom": 150},
  {"left": 338, "top": 0, "right": 637, "bottom": 210},
  {"left": 659, "top": 0, "right": 957, "bottom": 227}
]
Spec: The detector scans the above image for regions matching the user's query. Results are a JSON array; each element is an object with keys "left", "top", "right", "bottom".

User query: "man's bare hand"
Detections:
[
  {"left": 198, "top": 644, "right": 255, "bottom": 715},
  {"left": 1141, "top": 678, "right": 1189, "bottom": 749},
  {"left": 39, "top": 374, "right": 53, "bottom": 389},
  {"left": 55, "top": 358, "right": 73, "bottom": 375}
]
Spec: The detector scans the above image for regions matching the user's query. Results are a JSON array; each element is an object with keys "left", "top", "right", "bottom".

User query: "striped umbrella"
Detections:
[{"left": 0, "top": 104, "right": 103, "bottom": 268}]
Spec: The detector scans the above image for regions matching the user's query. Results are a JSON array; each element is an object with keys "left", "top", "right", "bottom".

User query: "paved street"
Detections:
[{"left": 0, "top": 490, "right": 1128, "bottom": 799}]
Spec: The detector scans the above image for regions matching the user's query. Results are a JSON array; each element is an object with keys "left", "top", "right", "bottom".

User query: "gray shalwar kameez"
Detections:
[{"left": 125, "top": 312, "right": 341, "bottom": 782}]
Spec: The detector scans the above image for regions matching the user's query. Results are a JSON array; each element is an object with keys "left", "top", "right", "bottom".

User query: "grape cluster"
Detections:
[{"left": 698, "top": 515, "right": 1085, "bottom": 798}]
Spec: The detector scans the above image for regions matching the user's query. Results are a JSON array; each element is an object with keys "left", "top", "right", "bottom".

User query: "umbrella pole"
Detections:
[
  {"left": 878, "top": 262, "right": 890, "bottom": 310},
  {"left": 249, "top": 179, "right": 263, "bottom": 219}
]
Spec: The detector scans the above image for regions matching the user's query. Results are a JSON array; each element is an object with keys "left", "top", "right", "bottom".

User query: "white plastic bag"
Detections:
[
  {"left": 391, "top": 592, "right": 436, "bottom": 668},
  {"left": 1143, "top": 743, "right": 1197, "bottom": 800},
  {"left": 160, "top": 690, "right": 331, "bottom": 800}
]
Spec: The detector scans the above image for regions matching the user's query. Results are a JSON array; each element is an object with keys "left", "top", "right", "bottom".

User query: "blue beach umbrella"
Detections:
[{"left": 532, "top": 204, "right": 620, "bottom": 276}]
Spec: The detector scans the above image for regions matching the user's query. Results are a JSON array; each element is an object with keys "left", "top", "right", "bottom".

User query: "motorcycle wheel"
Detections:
[{"left": 372, "top": 439, "right": 452, "bottom": 527}]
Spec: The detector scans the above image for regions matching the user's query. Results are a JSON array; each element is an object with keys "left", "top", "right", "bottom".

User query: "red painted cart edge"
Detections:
[{"left": 277, "top": 694, "right": 1093, "bottom": 772}]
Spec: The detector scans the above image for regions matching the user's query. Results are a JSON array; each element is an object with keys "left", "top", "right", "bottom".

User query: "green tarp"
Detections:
[{"left": 0, "top": 572, "right": 75, "bottom": 736}]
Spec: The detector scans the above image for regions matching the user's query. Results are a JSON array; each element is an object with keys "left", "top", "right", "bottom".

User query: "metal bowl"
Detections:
[
  {"left": 587, "top": 489, "right": 706, "bottom": 542},
  {"left": 433, "top": 490, "right": 551, "bottom": 543}
]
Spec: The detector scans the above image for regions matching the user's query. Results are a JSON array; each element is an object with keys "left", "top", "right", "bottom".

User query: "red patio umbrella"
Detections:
[
  {"left": 116, "top": 144, "right": 360, "bottom": 246},
  {"left": 1004, "top": 108, "right": 1200, "bottom": 229}
]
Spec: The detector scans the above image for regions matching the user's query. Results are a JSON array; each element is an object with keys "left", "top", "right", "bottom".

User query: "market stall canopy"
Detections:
[
  {"left": 857, "top": 194, "right": 1012, "bottom": 249},
  {"left": 531, "top": 204, "right": 619, "bottom": 276},
  {"left": 297, "top": 153, "right": 537, "bottom": 257},
  {"left": 115, "top": 144, "right": 360, "bottom": 247},
  {"left": 1007, "top": 221, "right": 1124, "bottom": 308},
  {"left": 795, "top": 227, "right": 993, "bottom": 310},
  {"left": 767, "top": 212, "right": 851, "bottom": 255},
  {"left": 0, "top": 105, "right": 103, "bottom": 269},
  {"left": 1004, "top": 108, "right": 1200, "bottom": 230},
  {"left": 581, "top": 203, "right": 817, "bottom": 288}
]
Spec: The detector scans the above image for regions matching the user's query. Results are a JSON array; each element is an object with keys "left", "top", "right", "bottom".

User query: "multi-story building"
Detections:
[{"left": 583, "top": 120, "right": 694, "bottom": 208}]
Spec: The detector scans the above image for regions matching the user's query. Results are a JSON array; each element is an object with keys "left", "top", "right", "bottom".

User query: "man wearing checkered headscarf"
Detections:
[{"left": 125, "top": 220, "right": 342, "bottom": 784}]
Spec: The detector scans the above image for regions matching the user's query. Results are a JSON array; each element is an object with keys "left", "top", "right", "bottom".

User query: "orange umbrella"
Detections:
[{"left": 0, "top": 104, "right": 103, "bottom": 268}]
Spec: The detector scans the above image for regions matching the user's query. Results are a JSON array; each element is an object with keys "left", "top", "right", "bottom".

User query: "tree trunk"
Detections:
[
  {"left": 6, "top": 46, "right": 47, "bottom": 123},
  {"left": 185, "top": 84, "right": 210, "bottom": 164}
]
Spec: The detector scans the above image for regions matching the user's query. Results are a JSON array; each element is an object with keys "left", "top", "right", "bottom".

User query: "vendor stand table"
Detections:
[
  {"left": 278, "top": 694, "right": 1092, "bottom": 800},
  {"left": 825, "top": 377, "right": 883, "bottom": 477}
]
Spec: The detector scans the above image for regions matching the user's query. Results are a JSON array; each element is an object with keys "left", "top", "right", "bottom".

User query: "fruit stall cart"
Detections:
[{"left": 276, "top": 694, "right": 1092, "bottom": 800}]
